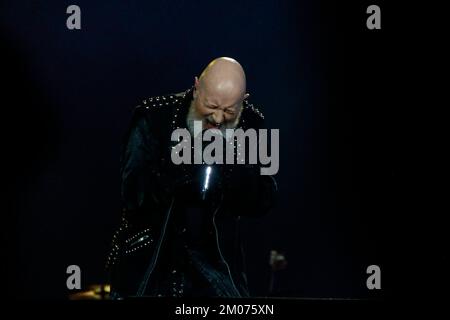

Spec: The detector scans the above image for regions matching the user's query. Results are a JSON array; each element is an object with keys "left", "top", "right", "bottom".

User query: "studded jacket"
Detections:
[{"left": 106, "top": 87, "right": 277, "bottom": 298}]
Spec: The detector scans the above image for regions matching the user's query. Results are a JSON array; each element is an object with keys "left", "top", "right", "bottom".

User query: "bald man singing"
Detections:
[{"left": 106, "top": 57, "right": 277, "bottom": 298}]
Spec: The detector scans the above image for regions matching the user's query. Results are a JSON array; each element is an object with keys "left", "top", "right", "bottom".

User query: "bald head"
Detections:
[
  {"left": 197, "top": 57, "right": 247, "bottom": 101},
  {"left": 188, "top": 57, "right": 249, "bottom": 133}
]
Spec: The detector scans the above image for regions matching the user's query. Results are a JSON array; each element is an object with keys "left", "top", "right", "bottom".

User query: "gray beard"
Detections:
[{"left": 186, "top": 102, "right": 241, "bottom": 139}]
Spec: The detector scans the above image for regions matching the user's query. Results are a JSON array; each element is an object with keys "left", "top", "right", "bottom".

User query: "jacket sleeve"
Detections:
[
  {"left": 120, "top": 108, "right": 172, "bottom": 222},
  {"left": 222, "top": 105, "right": 278, "bottom": 217},
  {"left": 223, "top": 163, "right": 278, "bottom": 217}
]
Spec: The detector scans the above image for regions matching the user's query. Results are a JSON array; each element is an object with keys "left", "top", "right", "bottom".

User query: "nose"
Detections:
[{"left": 212, "top": 111, "right": 224, "bottom": 126}]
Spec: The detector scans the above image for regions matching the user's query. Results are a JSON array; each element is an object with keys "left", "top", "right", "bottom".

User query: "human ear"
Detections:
[{"left": 193, "top": 77, "right": 200, "bottom": 98}]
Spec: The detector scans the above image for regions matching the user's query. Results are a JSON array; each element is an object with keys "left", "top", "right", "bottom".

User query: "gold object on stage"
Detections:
[{"left": 68, "top": 284, "right": 111, "bottom": 300}]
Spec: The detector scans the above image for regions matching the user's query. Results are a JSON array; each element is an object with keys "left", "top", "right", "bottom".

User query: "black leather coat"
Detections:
[{"left": 106, "top": 87, "right": 277, "bottom": 298}]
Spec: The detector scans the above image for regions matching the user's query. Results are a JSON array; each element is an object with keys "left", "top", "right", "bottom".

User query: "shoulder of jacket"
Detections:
[
  {"left": 134, "top": 91, "right": 185, "bottom": 112},
  {"left": 243, "top": 99, "right": 265, "bottom": 120}
]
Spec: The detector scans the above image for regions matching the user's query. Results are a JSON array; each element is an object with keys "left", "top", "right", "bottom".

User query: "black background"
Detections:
[{"left": 1, "top": 0, "right": 443, "bottom": 301}]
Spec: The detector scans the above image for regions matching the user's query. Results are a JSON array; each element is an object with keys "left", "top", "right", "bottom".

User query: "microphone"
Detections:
[{"left": 201, "top": 165, "right": 213, "bottom": 200}]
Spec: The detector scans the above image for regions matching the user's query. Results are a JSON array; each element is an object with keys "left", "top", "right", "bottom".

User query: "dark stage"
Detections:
[{"left": 2, "top": 0, "right": 444, "bottom": 308}]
